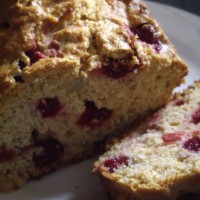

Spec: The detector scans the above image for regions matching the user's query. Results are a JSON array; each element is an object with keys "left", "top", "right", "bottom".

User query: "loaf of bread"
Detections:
[
  {"left": 0, "top": 0, "right": 187, "bottom": 192},
  {"left": 94, "top": 81, "right": 200, "bottom": 200}
]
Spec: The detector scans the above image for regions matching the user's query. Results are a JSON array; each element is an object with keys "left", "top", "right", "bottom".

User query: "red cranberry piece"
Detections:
[
  {"left": 45, "top": 49, "right": 58, "bottom": 57},
  {"left": 36, "top": 97, "right": 62, "bottom": 118},
  {"left": 33, "top": 138, "right": 63, "bottom": 167},
  {"left": 25, "top": 50, "right": 46, "bottom": 65},
  {"left": 132, "top": 23, "right": 162, "bottom": 52},
  {"left": 77, "top": 101, "right": 112, "bottom": 128},
  {"left": 0, "top": 148, "right": 16, "bottom": 163},
  {"left": 174, "top": 99, "right": 185, "bottom": 106},
  {"left": 34, "top": 51, "right": 46, "bottom": 61},
  {"left": 100, "top": 57, "right": 139, "bottom": 79},
  {"left": 133, "top": 24, "right": 158, "bottom": 44},
  {"left": 162, "top": 132, "right": 184, "bottom": 143},
  {"left": 104, "top": 156, "right": 129, "bottom": 173},
  {"left": 183, "top": 137, "right": 200, "bottom": 152},
  {"left": 191, "top": 108, "right": 200, "bottom": 124},
  {"left": 49, "top": 39, "right": 60, "bottom": 50}
]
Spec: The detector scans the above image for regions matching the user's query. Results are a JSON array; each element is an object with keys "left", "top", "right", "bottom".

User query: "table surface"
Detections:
[{"left": 146, "top": 0, "right": 200, "bottom": 16}]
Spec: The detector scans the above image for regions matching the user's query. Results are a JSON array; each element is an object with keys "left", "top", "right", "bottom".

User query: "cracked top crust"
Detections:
[{"left": 0, "top": 0, "right": 187, "bottom": 99}]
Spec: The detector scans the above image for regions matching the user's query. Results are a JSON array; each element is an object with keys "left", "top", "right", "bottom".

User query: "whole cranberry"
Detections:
[
  {"left": 77, "top": 101, "right": 112, "bottom": 128},
  {"left": 183, "top": 137, "right": 200, "bottom": 152},
  {"left": 36, "top": 97, "right": 62, "bottom": 118},
  {"left": 131, "top": 23, "right": 162, "bottom": 52},
  {"left": 104, "top": 156, "right": 130, "bottom": 173},
  {"left": 191, "top": 108, "right": 200, "bottom": 124}
]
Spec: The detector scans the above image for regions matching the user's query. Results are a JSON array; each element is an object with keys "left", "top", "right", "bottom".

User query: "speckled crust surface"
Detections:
[
  {"left": 0, "top": 0, "right": 187, "bottom": 192},
  {"left": 94, "top": 81, "right": 200, "bottom": 200}
]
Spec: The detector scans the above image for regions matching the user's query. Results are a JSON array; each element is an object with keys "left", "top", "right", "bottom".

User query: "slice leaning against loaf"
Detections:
[
  {"left": 94, "top": 81, "right": 200, "bottom": 200},
  {"left": 0, "top": 0, "right": 187, "bottom": 192}
]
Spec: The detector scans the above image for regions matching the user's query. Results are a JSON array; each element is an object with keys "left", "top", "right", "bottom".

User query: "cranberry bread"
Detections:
[
  {"left": 0, "top": 0, "right": 187, "bottom": 192},
  {"left": 94, "top": 81, "right": 200, "bottom": 200}
]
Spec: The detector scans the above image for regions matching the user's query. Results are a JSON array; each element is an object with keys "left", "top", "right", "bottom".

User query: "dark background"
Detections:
[{"left": 146, "top": 0, "right": 200, "bottom": 16}]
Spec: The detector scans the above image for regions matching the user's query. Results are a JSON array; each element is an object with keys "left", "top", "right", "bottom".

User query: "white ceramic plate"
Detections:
[
  {"left": 1, "top": 2, "right": 200, "bottom": 200},
  {"left": 146, "top": 1, "right": 200, "bottom": 92}
]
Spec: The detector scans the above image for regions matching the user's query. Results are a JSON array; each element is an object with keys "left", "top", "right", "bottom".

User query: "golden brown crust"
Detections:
[
  {"left": 0, "top": 0, "right": 188, "bottom": 100},
  {"left": 97, "top": 167, "right": 200, "bottom": 200}
]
